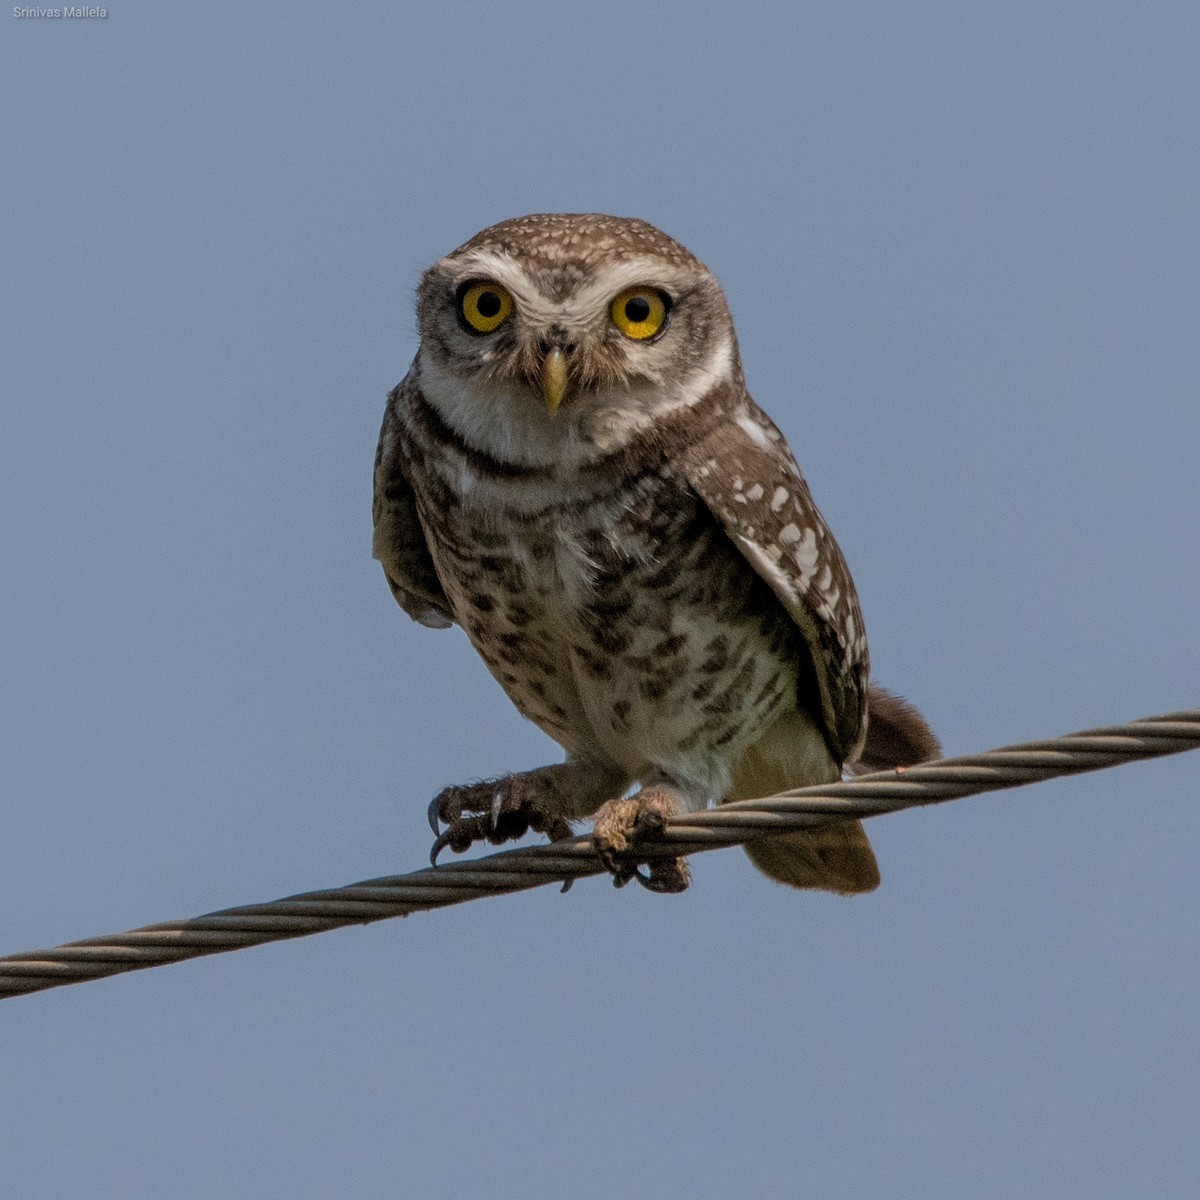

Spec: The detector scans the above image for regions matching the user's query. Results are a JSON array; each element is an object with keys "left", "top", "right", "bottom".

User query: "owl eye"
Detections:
[
  {"left": 459, "top": 281, "right": 514, "bottom": 334},
  {"left": 610, "top": 287, "right": 670, "bottom": 341}
]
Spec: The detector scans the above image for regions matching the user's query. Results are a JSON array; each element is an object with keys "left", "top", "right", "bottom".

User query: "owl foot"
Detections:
[
  {"left": 591, "top": 789, "right": 690, "bottom": 894},
  {"left": 428, "top": 775, "right": 573, "bottom": 865}
]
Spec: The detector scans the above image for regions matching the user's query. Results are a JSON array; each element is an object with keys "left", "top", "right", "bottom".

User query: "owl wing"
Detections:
[
  {"left": 372, "top": 380, "right": 455, "bottom": 630},
  {"left": 679, "top": 402, "right": 869, "bottom": 763}
]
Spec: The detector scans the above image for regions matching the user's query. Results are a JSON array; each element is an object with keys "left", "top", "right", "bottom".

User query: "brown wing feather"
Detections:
[
  {"left": 680, "top": 401, "right": 869, "bottom": 763},
  {"left": 372, "top": 378, "right": 455, "bottom": 630}
]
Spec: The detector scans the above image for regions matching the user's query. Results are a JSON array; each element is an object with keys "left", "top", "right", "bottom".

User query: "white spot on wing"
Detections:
[
  {"left": 736, "top": 413, "right": 773, "bottom": 450},
  {"left": 737, "top": 536, "right": 802, "bottom": 603},
  {"left": 792, "top": 527, "right": 821, "bottom": 574},
  {"left": 771, "top": 486, "right": 789, "bottom": 512}
]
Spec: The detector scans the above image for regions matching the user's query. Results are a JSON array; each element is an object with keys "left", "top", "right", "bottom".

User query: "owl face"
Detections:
[{"left": 414, "top": 214, "right": 740, "bottom": 468}]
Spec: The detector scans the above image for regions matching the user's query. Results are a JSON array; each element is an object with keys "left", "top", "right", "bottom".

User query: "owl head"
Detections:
[{"left": 414, "top": 214, "right": 741, "bottom": 467}]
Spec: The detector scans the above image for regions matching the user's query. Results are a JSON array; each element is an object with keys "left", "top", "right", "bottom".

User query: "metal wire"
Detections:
[{"left": 2, "top": 709, "right": 1197, "bottom": 1000}]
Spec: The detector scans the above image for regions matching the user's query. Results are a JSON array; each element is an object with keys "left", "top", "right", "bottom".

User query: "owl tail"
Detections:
[
  {"left": 726, "top": 684, "right": 940, "bottom": 895},
  {"left": 849, "top": 684, "right": 942, "bottom": 776}
]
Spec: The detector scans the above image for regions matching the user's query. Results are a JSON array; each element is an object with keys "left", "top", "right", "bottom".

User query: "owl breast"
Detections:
[{"left": 417, "top": 456, "right": 803, "bottom": 809}]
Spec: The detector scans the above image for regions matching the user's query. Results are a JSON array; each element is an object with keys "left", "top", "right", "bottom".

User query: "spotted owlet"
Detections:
[{"left": 373, "top": 214, "right": 938, "bottom": 893}]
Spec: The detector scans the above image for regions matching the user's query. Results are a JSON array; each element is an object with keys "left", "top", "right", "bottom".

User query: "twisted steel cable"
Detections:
[{"left": 2, "top": 709, "right": 1197, "bottom": 1001}]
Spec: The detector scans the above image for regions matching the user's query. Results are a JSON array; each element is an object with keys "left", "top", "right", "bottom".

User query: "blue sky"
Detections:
[{"left": 2, "top": 4, "right": 1198, "bottom": 1197}]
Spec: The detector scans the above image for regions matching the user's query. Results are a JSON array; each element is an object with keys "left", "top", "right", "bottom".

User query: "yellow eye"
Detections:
[
  {"left": 610, "top": 287, "right": 669, "bottom": 341},
  {"left": 459, "top": 281, "right": 514, "bottom": 333}
]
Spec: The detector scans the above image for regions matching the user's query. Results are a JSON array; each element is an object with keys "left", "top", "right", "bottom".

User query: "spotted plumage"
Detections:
[{"left": 374, "top": 213, "right": 938, "bottom": 893}]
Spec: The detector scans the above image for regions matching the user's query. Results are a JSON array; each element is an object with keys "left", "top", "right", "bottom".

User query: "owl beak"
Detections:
[{"left": 540, "top": 346, "right": 568, "bottom": 418}]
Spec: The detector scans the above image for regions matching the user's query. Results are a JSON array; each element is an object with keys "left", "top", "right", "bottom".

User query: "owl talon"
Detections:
[
  {"left": 427, "top": 796, "right": 443, "bottom": 837},
  {"left": 426, "top": 775, "right": 572, "bottom": 864},
  {"left": 429, "top": 829, "right": 454, "bottom": 867},
  {"left": 633, "top": 859, "right": 691, "bottom": 894},
  {"left": 591, "top": 790, "right": 690, "bottom": 894}
]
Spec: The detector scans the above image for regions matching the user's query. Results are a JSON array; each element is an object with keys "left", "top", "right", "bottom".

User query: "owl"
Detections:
[{"left": 373, "top": 214, "right": 938, "bottom": 893}]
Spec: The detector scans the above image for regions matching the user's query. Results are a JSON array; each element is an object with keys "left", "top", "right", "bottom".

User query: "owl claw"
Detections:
[
  {"left": 429, "top": 830, "right": 453, "bottom": 867},
  {"left": 634, "top": 861, "right": 691, "bottom": 893},
  {"left": 425, "top": 776, "right": 572, "bottom": 865},
  {"left": 598, "top": 854, "right": 689, "bottom": 894},
  {"left": 590, "top": 791, "right": 690, "bottom": 894}
]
